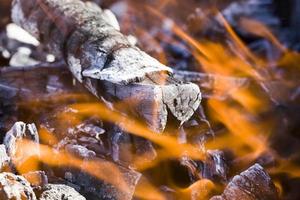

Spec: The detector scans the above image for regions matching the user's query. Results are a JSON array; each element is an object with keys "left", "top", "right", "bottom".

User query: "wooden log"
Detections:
[{"left": 11, "top": 0, "right": 201, "bottom": 132}]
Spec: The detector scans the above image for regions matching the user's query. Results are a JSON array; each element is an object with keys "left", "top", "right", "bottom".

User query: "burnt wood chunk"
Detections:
[
  {"left": 23, "top": 171, "right": 48, "bottom": 188},
  {"left": 0, "top": 172, "right": 37, "bottom": 200},
  {"left": 11, "top": 0, "right": 201, "bottom": 132},
  {"left": 210, "top": 164, "right": 279, "bottom": 200},
  {"left": 4, "top": 121, "right": 39, "bottom": 158},
  {"left": 60, "top": 143, "right": 141, "bottom": 200},
  {"left": 3, "top": 122, "right": 40, "bottom": 172}
]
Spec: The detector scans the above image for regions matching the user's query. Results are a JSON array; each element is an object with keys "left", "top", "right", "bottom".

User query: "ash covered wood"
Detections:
[
  {"left": 210, "top": 164, "right": 279, "bottom": 200},
  {"left": 11, "top": 0, "right": 201, "bottom": 132}
]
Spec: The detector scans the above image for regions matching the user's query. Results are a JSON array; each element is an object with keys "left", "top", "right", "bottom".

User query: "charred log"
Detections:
[{"left": 11, "top": 0, "right": 201, "bottom": 132}]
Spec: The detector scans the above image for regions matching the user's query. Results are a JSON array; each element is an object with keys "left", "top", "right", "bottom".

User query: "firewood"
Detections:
[
  {"left": 11, "top": 0, "right": 201, "bottom": 132},
  {"left": 210, "top": 164, "right": 279, "bottom": 200}
]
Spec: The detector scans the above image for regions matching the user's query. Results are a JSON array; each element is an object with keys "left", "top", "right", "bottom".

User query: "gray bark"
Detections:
[{"left": 11, "top": 0, "right": 201, "bottom": 132}]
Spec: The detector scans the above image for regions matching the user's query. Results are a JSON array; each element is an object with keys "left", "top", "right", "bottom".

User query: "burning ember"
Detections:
[{"left": 1, "top": 0, "right": 300, "bottom": 199}]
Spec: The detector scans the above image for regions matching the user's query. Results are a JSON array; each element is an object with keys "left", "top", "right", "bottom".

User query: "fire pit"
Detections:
[{"left": 0, "top": 0, "right": 300, "bottom": 199}]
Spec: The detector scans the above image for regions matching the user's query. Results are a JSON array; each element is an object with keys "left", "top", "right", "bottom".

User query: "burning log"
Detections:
[
  {"left": 210, "top": 164, "right": 279, "bottom": 200},
  {"left": 11, "top": 0, "right": 201, "bottom": 132}
]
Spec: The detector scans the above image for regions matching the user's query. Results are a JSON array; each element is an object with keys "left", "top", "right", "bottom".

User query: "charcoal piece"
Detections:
[
  {"left": 3, "top": 122, "right": 40, "bottom": 172},
  {"left": 55, "top": 141, "right": 141, "bottom": 200},
  {"left": 65, "top": 144, "right": 97, "bottom": 159},
  {"left": 0, "top": 144, "right": 10, "bottom": 171},
  {"left": 0, "top": 62, "right": 66, "bottom": 86},
  {"left": 60, "top": 154, "right": 141, "bottom": 200},
  {"left": 71, "top": 120, "right": 105, "bottom": 138},
  {"left": 222, "top": 0, "right": 280, "bottom": 30},
  {"left": 222, "top": 0, "right": 300, "bottom": 46},
  {"left": 109, "top": 130, "right": 133, "bottom": 164},
  {"left": 133, "top": 136, "right": 157, "bottom": 162},
  {"left": 180, "top": 150, "right": 227, "bottom": 183},
  {"left": 4, "top": 121, "right": 39, "bottom": 157},
  {"left": 23, "top": 171, "right": 48, "bottom": 188},
  {"left": 67, "top": 119, "right": 107, "bottom": 155},
  {"left": 210, "top": 164, "right": 279, "bottom": 200},
  {"left": 38, "top": 184, "right": 86, "bottom": 200},
  {"left": 12, "top": 0, "right": 201, "bottom": 132},
  {"left": 72, "top": 165, "right": 141, "bottom": 200},
  {"left": 0, "top": 172, "right": 37, "bottom": 200},
  {"left": 201, "top": 150, "right": 228, "bottom": 182}
]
